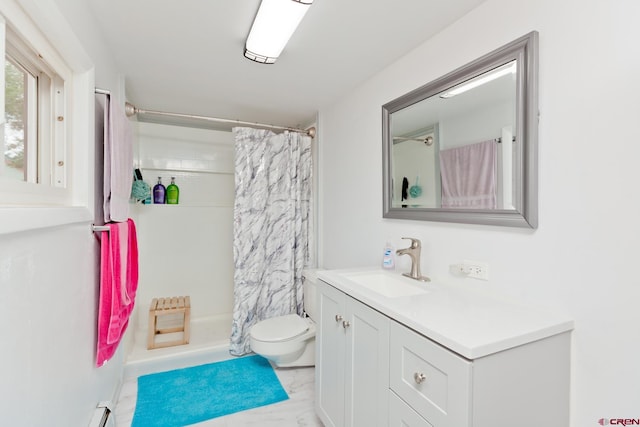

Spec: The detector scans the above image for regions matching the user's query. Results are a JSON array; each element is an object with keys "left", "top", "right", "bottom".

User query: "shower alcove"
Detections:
[{"left": 123, "top": 121, "right": 235, "bottom": 378}]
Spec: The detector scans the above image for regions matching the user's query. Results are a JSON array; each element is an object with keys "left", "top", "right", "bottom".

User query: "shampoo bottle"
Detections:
[
  {"left": 382, "top": 242, "right": 395, "bottom": 270},
  {"left": 153, "top": 177, "right": 166, "bottom": 204},
  {"left": 166, "top": 176, "right": 179, "bottom": 204}
]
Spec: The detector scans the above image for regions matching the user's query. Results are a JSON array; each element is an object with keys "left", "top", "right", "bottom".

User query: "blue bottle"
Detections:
[{"left": 153, "top": 177, "right": 166, "bottom": 204}]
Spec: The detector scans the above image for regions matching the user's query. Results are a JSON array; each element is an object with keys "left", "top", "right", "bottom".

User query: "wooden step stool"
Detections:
[{"left": 147, "top": 296, "right": 191, "bottom": 350}]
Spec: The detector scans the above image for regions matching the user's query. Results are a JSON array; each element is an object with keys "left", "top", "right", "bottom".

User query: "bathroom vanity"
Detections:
[{"left": 315, "top": 268, "right": 573, "bottom": 427}]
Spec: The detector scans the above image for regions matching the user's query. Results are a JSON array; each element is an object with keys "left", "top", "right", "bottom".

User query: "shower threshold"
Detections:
[{"left": 123, "top": 314, "right": 232, "bottom": 379}]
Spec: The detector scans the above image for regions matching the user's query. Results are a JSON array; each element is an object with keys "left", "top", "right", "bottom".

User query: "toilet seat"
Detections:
[{"left": 250, "top": 314, "right": 310, "bottom": 342}]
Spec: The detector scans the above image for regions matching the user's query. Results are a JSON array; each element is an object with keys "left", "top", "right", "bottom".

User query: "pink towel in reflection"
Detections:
[
  {"left": 439, "top": 140, "right": 497, "bottom": 209},
  {"left": 96, "top": 218, "right": 139, "bottom": 367}
]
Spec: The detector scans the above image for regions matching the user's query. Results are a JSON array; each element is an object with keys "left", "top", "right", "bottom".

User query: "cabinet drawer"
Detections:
[
  {"left": 389, "top": 390, "right": 434, "bottom": 427},
  {"left": 389, "top": 321, "right": 472, "bottom": 427}
]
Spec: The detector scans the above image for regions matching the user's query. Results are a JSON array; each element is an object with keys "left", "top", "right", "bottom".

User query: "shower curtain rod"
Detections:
[
  {"left": 95, "top": 88, "right": 315, "bottom": 137},
  {"left": 124, "top": 102, "right": 316, "bottom": 137},
  {"left": 393, "top": 136, "right": 434, "bottom": 146},
  {"left": 393, "top": 135, "right": 517, "bottom": 145},
  {"left": 493, "top": 136, "right": 516, "bottom": 143}
]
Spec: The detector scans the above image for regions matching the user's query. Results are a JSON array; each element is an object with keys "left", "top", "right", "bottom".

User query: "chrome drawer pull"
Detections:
[
  {"left": 414, "top": 372, "right": 427, "bottom": 384},
  {"left": 342, "top": 320, "right": 351, "bottom": 329},
  {"left": 335, "top": 314, "right": 343, "bottom": 322}
]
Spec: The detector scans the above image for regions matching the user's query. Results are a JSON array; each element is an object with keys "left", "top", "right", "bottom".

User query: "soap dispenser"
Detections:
[
  {"left": 382, "top": 241, "right": 396, "bottom": 270},
  {"left": 153, "top": 177, "right": 166, "bottom": 204},
  {"left": 166, "top": 176, "right": 179, "bottom": 204}
]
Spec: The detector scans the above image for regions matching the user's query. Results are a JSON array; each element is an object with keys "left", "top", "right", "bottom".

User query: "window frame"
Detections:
[
  {"left": 1, "top": 19, "right": 69, "bottom": 199},
  {"left": 0, "top": 0, "right": 95, "bottom": 234},
  {"left": 5, "top": 41, "right": 43, "bottom": 184}
]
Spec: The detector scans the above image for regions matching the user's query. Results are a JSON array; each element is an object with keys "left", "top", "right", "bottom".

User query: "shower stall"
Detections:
[
  {"left": 118, "top": 103, "right": 316, "bottom": 377},
  {"left": 124, "top": 121, "right": 236, "bottom": 377}
]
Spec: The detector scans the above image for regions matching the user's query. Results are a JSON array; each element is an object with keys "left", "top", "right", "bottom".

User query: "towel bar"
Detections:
[{"left": 92, "top": 225, "right": 110, "bottom": 232}]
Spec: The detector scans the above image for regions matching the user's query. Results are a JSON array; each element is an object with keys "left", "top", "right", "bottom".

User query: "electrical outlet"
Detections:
[{"left": 462, "top": 260, "right": 489, "bottom": 281}]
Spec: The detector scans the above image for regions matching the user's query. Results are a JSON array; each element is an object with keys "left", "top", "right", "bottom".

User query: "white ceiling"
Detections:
[{"left": 86, "top": 0, "right": 486, "bottom": 131}]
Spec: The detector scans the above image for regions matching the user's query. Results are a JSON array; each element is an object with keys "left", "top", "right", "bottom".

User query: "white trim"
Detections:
[
  {"left": 71, "top": 68, "right": 95, "bottom": 208},
  {"left": 0, "top": 206, "right": 91, "bottom": 234}
]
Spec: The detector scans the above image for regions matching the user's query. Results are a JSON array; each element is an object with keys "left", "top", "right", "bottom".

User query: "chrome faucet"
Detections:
[{"left": 396, "top": 237, "right": 430, "bottom": 282}]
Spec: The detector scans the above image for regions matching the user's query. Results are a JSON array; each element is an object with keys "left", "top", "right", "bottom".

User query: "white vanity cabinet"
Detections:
[
  {"left": 315, "top": 279, "right": 390, "bottom": 427},
  {"left": 388, "top": 321, "right": 571, "bottom": 427},
  {"left": 316, "top": 269, "right": 573, "bottom": 427}
]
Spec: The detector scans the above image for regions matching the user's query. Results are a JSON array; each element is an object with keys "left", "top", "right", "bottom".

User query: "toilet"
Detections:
[{"left": 249, "top": 269, "right": 319, "bottom": 367}]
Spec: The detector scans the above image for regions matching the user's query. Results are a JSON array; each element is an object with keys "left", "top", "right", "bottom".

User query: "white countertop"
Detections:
[{"left": 317, "top": 268, "right": 574, "bottom": 359}]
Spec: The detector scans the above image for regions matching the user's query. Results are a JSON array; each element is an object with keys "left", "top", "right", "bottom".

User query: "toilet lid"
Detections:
[{"left": 251, "top": 314, "right": 309, "bottom": 342}]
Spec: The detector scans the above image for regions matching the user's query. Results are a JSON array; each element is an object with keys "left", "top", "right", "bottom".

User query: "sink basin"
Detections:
[{"left": 343, "top": 271, "right": 429, "bottom": 298}]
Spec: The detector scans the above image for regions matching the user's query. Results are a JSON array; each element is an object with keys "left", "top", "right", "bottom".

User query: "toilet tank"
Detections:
[{"left": 302, "top": 269, "right": 322, "bottom": 320}]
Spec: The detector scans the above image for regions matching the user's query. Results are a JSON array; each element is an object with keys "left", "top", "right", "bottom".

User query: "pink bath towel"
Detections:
[
  {"left": 96, "top": 218, "right": 139, "bottom": 367},
  {"left": 439, "top": 140, "right": 498, "bottom": 209}
]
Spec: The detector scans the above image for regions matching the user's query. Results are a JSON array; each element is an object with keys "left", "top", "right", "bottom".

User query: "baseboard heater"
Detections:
[{"left": 88, "top": 403, "right": 115, "bottom": 427}]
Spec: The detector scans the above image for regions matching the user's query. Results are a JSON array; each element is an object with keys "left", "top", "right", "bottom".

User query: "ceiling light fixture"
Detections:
[
  {"left": 244, "top": 0, "right": 313, "bottom": 64},
  {"left": 440, "top": 61, "right": 517, "bottom": 99}
]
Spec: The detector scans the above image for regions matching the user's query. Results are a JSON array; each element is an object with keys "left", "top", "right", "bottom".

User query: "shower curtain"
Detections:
[{"left": 230, "top": 127, "right": 312, "bottom": 356}]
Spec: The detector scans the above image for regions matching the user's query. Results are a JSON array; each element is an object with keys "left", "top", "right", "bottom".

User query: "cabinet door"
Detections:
[
  {"left": 389, "top": 390, "right": 434, "bottom": 427},
  {"left": 344, "top": 296, "right": 389, "bottom": 427},
  {"left": 316, "top": 280, "right": 347, "bottom": 427}
]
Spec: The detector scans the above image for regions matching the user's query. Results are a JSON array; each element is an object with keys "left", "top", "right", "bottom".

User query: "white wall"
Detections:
[
  {"left": 52, "top": 0, "right": 121, "bottom": 94},
  {"left": 0, "top": 225, "right": 124, "bottom": 425},
  {"left": 440, "top": 100, "right": 513, "bottom": 149},
  {"left": 318, "top": 0, "right": 640, "bottom": 425},
  {"left": 0, "top": 1, "right": 125, "bottom": 425},
  {"left": 131, "top": 122, "right": 235, "bottom": 327}
]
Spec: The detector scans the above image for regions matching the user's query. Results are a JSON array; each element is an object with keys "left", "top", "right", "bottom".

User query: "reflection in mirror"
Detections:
[
  {"left": 391, "top": 60, "right": 516, "bottom": 210},
  {"left": 392, "top": 125, "right": 439, "bottom": 209},
  {"left": 383, "top": 32, "right": 538, "bottom": 228}
]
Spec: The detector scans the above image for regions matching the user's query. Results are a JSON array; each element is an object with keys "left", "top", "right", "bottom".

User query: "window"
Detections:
[
  {"left": 0, "top": 12, "right": 71, "bottom": 205},
  {"left": 4, "top": 53, "right": 36, "bottom": 183},
  {"left": 0, "top": 0, "right": 95, "bottom": 233}
]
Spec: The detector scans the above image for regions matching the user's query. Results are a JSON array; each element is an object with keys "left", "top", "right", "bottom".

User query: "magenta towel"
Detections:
[
  {"left": 97, "top": 218, "right": 139, "bottom": 367},
  {"left": 439, "top": 140, "right": 497, "bottom": 209}
]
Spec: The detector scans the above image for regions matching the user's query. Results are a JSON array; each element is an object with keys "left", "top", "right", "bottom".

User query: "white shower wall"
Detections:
[{"left": 130, "top": 122, "right": 235, "bottom": 327}]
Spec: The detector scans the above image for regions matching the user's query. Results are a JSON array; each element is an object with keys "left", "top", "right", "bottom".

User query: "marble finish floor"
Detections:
[{"left": 115, "top": 364, "right": 324, "bottom": 426}]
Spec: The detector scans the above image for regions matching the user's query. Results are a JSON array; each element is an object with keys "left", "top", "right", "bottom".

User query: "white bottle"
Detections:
[{"left": 382, "top": 242, "right": 395, "bottom": 270}]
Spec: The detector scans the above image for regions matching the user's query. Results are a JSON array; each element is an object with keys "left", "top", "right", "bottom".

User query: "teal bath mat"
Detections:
[{"left": 132, "top": 355, "right": 289, "bottom": 427}]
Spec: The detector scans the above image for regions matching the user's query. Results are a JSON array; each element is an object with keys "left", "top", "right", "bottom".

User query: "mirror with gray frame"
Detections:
[{"left": 382, "top": 31, "right": 538, "bottom": 228}]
